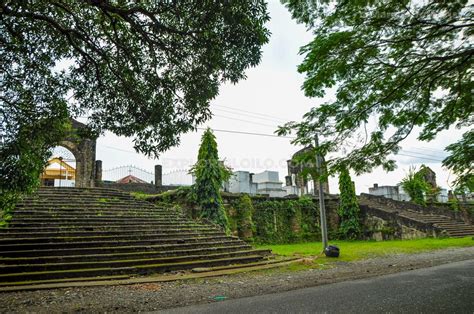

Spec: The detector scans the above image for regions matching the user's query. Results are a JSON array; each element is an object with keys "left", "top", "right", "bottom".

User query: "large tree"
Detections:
[
  {"left": 0, "top": 1, "right": 269, "bottom": 197},
  {"left": 278, "top": 0, "right": 473, "bottom": 189}
]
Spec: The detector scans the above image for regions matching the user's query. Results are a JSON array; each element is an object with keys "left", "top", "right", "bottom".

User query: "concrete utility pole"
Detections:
[{"left": 314, "top": 134, "right": 328, "bottom": 250}]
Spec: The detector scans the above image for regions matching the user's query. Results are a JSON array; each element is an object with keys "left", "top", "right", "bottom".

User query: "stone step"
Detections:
[
  {"left": 35, "top": 187, "right": 130, "bottom": 194},
  {"left": 10, "top": 217, "right": 193, "bottom": 224},
  {"left": 449, "top": 234, "right": 474, "bottom": 238},
  {"left": 0, "top": 231, "right": 227, "bottom": 245},
  {"left": 18, "top": 199, "right": 153, "bottom": 204},
  {"left": 0, "top": 227, "right": 219, "bottom": 238},
  {"left": 15, "top": 203, "right": 157, "bottom": 209},
  {"left": 0, "top": 225, "right": 216, "bottom": 233},
  {"left": 418, "top": 219, "right": 464, "bottom": 223},
  {"left": 12, "top": 209, "right": 174, "bottom": 215},
  {"left": 0, "top": 250, "right": 269, "bottom": 274},
  {"left": 0, "top": 245, "right": 258, "bottom": 264},
  {"left": 28, "top": 194, "right": 135, "bottom": 201},
  {"left": 441, "top": 229, "right": 474, "bottom": 234},
  {"left": 10, "top": 213, "right": 182, "bottom": 219},
  {"left": 0, "top": 239, "right": 247, "bottom": 257},
  {"left": 0, "top": 275, "right": 132, "bottom": 287},
  {"left": 21, "top": 194, "right": 136, "bottom": 199},
  {"left": 0, "top": 187, "right": 273, "bottom": 287},
  {"left": 7, "top": 221, "right": 205, "bottom": 228},
  {"left": 0, "top": 230, "right": 225, "bottom": 246},
  {"left": 30, "top": 193, "right": 134, "bottom": 199},
  {"left": 13, "top": 208, "right": 162, "bottom": 214},
  {"left": 433, "top": 222, "right": 474, "bottom": 227},
  {"left": 0, "top": 255, "right": 264, "bottom": 283},
  {"left": 434, "top": 225, "right": 474, "bottom": 230},
  {"left": 445, "top": 230, "right": 474, "bottom": 235},
  {"left": 402, "top": 216, "right": 448, "bottom": 221},
  {"left": 0, "top": 235, "right": 234, "bottom": 251},
  {"left": 20, "top": 195, "right": 148, "bottom": 199}
]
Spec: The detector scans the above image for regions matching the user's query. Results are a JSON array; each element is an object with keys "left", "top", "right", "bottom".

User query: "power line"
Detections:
[
  {"left": 103, "top": 145, "right": 137, "bottom": 154},
  {"left": 196, "top": 127, "right": 295, "bottom": 139},
  {"left": 213, "top": 107, "right": 285, "bottom": 124},
  {"left": 396, "top": 153, "right": 443, "bottom": 162},
  {"left": 407, "top": 146, "right": 446, "bottom": 153},
  {"left": 212, "top": 104, "right": 288, "bottom": 122},
  {"left": 400, "top": 149, "right": 447, "bottom": 159},
  {"left": 213, "top": 114, "right": 279, "bottom": 128}
]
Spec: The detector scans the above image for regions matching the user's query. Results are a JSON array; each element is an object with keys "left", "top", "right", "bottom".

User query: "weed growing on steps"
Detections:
[
  {"left": 98, "top": 198, "right": 109, "bottom": 203},
  {"left": 0, "top": 192, "right": 18, "bottom": 228}
]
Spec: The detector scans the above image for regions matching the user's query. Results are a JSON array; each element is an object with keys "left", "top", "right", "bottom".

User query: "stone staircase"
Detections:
[
  {"left": 0, "top": 187, "right": 271, "bottom": 287},
  {"left": 360, "top": 194, "right": 474, "bottom": 238},
  {"left": 399, "top": 210, "right": 474, "bottom": 238}
]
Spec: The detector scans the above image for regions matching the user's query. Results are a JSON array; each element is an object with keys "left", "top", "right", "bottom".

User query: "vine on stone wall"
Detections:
[
  {"left": 337, "top": 167, "right": 361, "bottom": 239},
  {"left": 149, "top": 190, "right": 341, "bottom": 243},
  {"left": 235, "top": 194, "right": 255, "bottom": 241},
  {"left": 252, "top": 196, "right": 321, "bottom": 243}
]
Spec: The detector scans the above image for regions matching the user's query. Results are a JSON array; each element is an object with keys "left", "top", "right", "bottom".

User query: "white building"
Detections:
[
  {"left": 226, "top": 171, "right": 257, "bottom": 194},
  {"left": 369, "top": 183, "right": 448, "bottom": 203},
  {"left": 225, "top": 170, "right": 287, "bottom": 197},
  {"left": 437, "top": 188, "right": 448, "bottom": 203},
  {"left": 252, "top": 171, "right": 286, "bottom": 197}
]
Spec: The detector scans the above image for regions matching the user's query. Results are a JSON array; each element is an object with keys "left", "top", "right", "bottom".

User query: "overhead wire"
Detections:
[
  {"left": 212, "top": 104, "right": 288, "bottom": 122},
  {"left": 212, "top": 107, "right": 286, "bottom": 124},
  {"left": 196, "top": 127, "right": 295, "bottom": 139},
  {"left": 212, "top": 114, "right": 279, "bottom": 128}
]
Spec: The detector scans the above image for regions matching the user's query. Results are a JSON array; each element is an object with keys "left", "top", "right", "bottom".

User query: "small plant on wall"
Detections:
[
  {"left": 190, "top": 128, "right": 232, "bottom": 233},
  {"left": 337, "top": 166, "right": 361, "bottom": 239}
]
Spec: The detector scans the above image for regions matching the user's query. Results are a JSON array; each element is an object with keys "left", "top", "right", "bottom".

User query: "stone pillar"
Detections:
[
  {"left": 75, "top": 160, "right": 84, "bottom": 187},
  {"left": 155, "top": 164, "right": 162, "bottom": 187},
  {"left": 95, "top": 160, "right": 102, "bottom": 186}
]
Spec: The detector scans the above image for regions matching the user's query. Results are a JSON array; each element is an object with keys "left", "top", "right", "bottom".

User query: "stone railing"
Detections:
[{"left": 359, "top": 193, "right": 473, "bottom": 224}]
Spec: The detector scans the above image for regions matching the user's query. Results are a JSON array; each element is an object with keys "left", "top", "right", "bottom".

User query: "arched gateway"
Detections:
[{"left": 57, "top": 119, "right": 99, "bottom": 187}]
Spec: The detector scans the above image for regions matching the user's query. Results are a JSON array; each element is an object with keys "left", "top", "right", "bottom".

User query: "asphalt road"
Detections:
[{"left": 162, "top": 259, "right": 474, "bottom": 314}]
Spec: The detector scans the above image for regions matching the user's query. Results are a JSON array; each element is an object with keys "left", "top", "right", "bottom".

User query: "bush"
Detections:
[{"left": 399, "top": 166, "right": 430, "bottom": 205}]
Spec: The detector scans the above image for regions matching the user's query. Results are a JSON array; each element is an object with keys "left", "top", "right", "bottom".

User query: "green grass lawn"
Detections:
[{"left": 257, "top": 237, "right": 474, "bottom": 263}]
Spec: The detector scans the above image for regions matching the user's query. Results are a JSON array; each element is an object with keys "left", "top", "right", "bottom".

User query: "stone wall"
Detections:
[
  {"left": 360, "top": 204, "right": 444, "bottom": 241},
  {"left": 142, "top": 189, "right": 450, "bottom": 242}
]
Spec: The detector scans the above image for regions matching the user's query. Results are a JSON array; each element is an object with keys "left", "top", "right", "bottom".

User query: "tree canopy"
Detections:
[
  {"left": 1, "top": 1, "right": 269, "bottom": 195},
  {"left": 278, "top": 0, "right": 473, "bottom": 189}
]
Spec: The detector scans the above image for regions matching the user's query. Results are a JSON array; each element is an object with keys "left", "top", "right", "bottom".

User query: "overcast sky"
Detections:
[{"left": 76, "top": 1, "right": 465, "bottom": 194}]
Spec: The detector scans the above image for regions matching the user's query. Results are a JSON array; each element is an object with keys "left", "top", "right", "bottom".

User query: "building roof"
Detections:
[{"left": 116, "top": 175, "right": 148, "bottom": 184}]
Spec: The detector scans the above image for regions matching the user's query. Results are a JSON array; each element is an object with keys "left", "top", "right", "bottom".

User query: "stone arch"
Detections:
[
  {"left": 286, "top": 146, "right": 330, "bottom": 195},
  {"left": 58, "top": 119, "right": 97, "bottom": 187}
]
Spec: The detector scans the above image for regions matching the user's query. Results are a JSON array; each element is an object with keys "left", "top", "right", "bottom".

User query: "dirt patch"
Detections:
[{"left": 1, "top": 247, "right": 473, "bottom": 313}]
